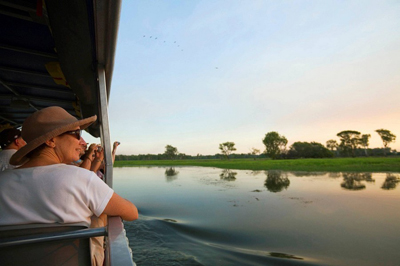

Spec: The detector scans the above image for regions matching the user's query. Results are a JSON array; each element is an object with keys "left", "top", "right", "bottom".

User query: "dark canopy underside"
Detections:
[{"left": 0, "top": 0, "right": 120, "bottom": 137}]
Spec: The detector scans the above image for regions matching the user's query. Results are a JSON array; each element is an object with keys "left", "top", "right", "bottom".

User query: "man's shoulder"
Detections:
[
  {"left": 0, "top": 149, "right": 17, "bottom": 158},
  {"left": 0, "top": 150, "right": 17, "bottom": 171}
]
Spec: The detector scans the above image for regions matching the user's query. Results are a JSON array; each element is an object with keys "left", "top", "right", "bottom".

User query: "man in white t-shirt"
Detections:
[{"left": 0, "top": 128, "right": 26, "bottom": 171}]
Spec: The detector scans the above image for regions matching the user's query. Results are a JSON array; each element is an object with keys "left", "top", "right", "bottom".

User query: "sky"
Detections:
[{"left": 85, "top": 0, "right": 400, "bottom": 156}]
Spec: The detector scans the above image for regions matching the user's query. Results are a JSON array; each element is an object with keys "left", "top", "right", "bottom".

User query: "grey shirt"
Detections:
[{"left": 0, "top": 149, "right": 17, "bottom": 171}]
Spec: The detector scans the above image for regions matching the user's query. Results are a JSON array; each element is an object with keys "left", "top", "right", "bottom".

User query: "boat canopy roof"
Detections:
[{"left": 0, "top": 0, "right": 121, "bottom": 137}]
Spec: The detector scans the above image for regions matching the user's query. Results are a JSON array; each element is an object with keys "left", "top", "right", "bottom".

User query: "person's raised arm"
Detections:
[
  {"left": 102, "top": 192, "right": 138, "bottom": 221},
  {"left": 90, "top": 145, "right": 104, "bottom": 172},
  {"left": 112, "top": 141, "right": 120, "bottom": 164},
  {"left": 80, "top": 144, "right": 96, "bottom": 170}
]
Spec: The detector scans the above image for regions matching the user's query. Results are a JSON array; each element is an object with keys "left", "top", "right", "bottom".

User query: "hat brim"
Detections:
[{"left": 10, "top": 115, "right": 97, "bottom": 166}]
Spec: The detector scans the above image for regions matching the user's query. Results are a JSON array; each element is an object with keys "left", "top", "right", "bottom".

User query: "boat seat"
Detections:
[{"left": 0, "top": 223, "right": 96, "bottom": 266}]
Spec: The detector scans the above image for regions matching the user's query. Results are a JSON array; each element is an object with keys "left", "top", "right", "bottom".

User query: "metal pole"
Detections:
[
  {"left": 0, "top": 115, "right": 19, "bottom": 126},
  {"left": 97, "top": 66, "right": 113, "bottom": 188},
  {"left": 0, "top": 44, "right": 58, "bottom": 59},
  {"left": 0, "top": 77, "right": 38, "bottom": 111}
]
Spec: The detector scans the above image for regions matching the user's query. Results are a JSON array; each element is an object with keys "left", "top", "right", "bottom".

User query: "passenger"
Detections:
[
  {"left": 91, "top": 145, "right": 105, "bottom": 179},
  {"left": 112, "top": 141, "right": 120, "bottom": 164},
  {"left": 91, "top": 141, "right": 119, "bottom": 179},
  {"left": 0, "top": 128, "right": 26, "bottom": 171},
  {"left": 0, "top": 106, "right": 138, "bottom": 226},
  {"left": 78, "top": 141, "right": 96, "bottom": 170},
  {"left": 84, "top": 143, "right": 97, "bottom": 163},
  {"left": 72, "top": 141, "right": 108, "bottom": 264},
  {"left": 81, "top": 142, "right": 119, "bottom": 264}
]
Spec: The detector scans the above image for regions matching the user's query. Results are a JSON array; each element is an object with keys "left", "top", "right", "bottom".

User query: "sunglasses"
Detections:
[{"left": 62, "top": 129, "right": 82, "bottom": 140}]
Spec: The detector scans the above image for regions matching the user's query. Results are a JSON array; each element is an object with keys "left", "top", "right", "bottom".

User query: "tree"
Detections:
[
  {"left": 326, "top": 140, "right": 338, "bottom": 151},
  {"left": 219, "top": 142, "right": 236, "bottom": 160},
  {"left": 250, "top": 147, "right": 261, "bottom": 160},
  {"left": 358, "top": 134, "right": 371, "bottom": 156},
  {"left": 326, "top": 139, "right": 339, "bottom": 157},
  {"left": 376, "top": 129, "right": 396, "bottom": 156},
  {"left": 336, "top": 130, "right": 361, "bottom": 157},
  {"left": 164, "top": 145, "right": 178, "bottom": 159},
  {"left": 287, "top": 141, "right": 333, "bottom": 158},
  {"left": 262, "top": 131, "right": 288, "bottom": 159}
]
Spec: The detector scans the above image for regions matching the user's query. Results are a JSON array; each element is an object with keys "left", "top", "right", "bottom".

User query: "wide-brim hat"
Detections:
[{"left": 10, "top": 106, "right": 96, "bottom": 165}]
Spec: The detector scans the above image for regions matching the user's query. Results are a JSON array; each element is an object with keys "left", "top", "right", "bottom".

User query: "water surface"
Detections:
[{"left": 114, "top": 167, "right": 400, "bottom": 266}]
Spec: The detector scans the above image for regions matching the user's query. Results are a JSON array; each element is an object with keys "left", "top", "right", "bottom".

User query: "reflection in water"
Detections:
[
  {"left": 341, "top": 178, "right": 365, "bottom": 190},
  {"left": 381, "top": 173, "right": 400, "bottom": 190},
  {"left": 248, "top": 170, "right": 262, "bottom": 176},
  {"left": 341, "top": 173, "right": 374, "bottom": 191},
  {"left": 116, "top": 167, "right": 400, "bottom": 266},
  {"left": 290, "top": 171, "right": 327, "bottom": 177},
  {"left": 264, "top": 170, "right": 290, "bottom": 193},
  {"left": 269, "top": 252, "right": 303, "bottom": 260},
  {"left": 329, "top": 172, "right": 341, "bottom": 178},
  {"left": 360, "top": 173, "right": 375, "bottom": 183},
  {"left": 220, "top": 169, "right": 237, "bottom": 181},
  {"left": 165, "top": 167, "right": 179, "bottom": 182}
]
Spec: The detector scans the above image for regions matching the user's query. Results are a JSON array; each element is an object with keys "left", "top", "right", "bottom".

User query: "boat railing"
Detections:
[
  {"left": 106, "top": 216, "right": 135, "bottom": 266},
  {"left": 0, "top": 227, "right": 106, "bottom": 248}
]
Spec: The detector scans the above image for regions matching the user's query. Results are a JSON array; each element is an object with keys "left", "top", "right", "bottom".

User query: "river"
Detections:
[{"left": 113, "top": 166, "right": 400, "bottom": 266}]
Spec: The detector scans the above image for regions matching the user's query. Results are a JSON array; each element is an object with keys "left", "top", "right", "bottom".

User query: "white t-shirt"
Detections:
[
  {"left": 0, "top": 149, "right": 17, "bottom": 171},
  {"left": 0, "top": 164, "right": 114, "bottom": 227}
]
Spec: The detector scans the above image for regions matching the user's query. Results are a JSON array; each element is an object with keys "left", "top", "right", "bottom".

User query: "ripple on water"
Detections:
[
  {"left": 124, "top": 219, "right": 204, "bottom": 266},
  {"left": 116, "top": 167, "right": 400, "bottom": 265},
  {"left": 124, "top": 217, "right": 319, "bottom": 266}
]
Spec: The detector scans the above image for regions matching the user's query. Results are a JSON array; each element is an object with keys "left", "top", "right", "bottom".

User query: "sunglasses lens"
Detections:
[
  {"left": 63, "top": 130, "right": 81, "bottom": 140},
  {"left": 76, "top": 130, "right": 82, "bottom": 140}
]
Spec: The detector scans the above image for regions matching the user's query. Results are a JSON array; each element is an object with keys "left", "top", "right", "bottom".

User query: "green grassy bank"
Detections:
[{"left": 114, "top": 157, "right": 400, "bottom": 172}]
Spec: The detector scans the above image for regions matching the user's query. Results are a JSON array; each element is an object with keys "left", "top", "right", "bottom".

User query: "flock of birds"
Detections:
[
  {"left": 143, "top": 35, "right": 184, "bottom": 51},
  {"left": 142, "top": 34, "right": 219, "bottom": 69}
]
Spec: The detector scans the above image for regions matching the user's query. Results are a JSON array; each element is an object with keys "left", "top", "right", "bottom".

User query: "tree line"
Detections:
[
  {"left": 217, "top": 129, "right": 396, "bottom": 159},
  {"left": 115, "top": 129, "right": 397, "bottom": 161},
  {"left": 327, "top": 129, "right": 396, "bottom": 157}
]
